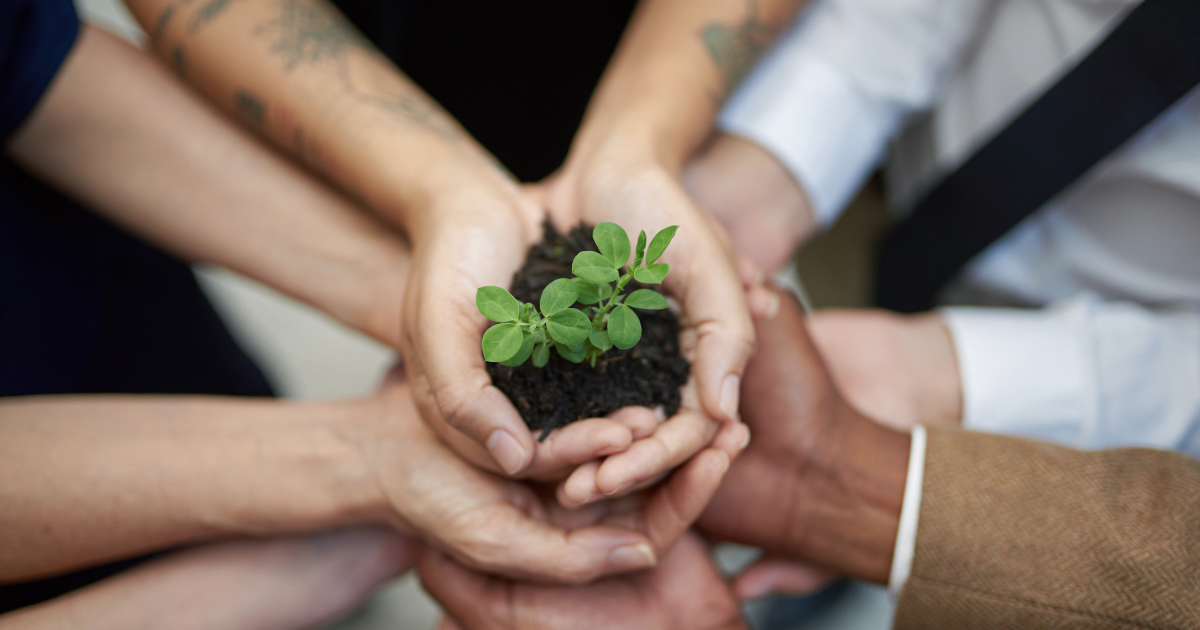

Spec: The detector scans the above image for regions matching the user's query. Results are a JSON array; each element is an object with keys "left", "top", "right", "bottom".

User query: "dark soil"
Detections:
[{"left": 487, "top": 221, "right": 691, "bottom": 437}]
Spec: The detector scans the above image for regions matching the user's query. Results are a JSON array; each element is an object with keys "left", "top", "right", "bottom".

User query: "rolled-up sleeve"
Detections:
[
  {"left": 718, "top": 0, "right": 990, "bottom": 226},
  {"left": 942, "top": 293, "right": 1200, "bottom": 458}
]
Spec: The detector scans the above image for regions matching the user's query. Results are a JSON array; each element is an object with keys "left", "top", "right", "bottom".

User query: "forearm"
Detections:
[
  {"left": 7, "top": 26, "right": 408, "bottom": 346},
  {"left": 0, "top": 395, "right": 379, "bottom": 582},
  {"left": 123, "top": 0, "right": 514, "bottom": 236},
  {"left": 568, "top": 0, "right": 805, "bottom": 173}
]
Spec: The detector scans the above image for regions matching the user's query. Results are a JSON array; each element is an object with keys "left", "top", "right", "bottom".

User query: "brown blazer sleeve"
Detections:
[{"left": 894, "top": 427, "right": 1200, "bottom": 630}]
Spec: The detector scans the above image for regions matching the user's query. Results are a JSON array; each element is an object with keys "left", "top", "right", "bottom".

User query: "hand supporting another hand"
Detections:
[
  {"left": 420, "top": 532, "right": 746, "bottom": 630},
  {"left": 350, "top": 382, "right": 732, "bottom": 583},
  {"left": 697, "top": 287, "right": 911, "bottom": 589}
]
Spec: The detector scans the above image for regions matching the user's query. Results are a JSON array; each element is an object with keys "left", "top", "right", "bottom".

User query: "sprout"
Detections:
[{"left": 476, "top": 223, "right": 677, "bottom": 367}]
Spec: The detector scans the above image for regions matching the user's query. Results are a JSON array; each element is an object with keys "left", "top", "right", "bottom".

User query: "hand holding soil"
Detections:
[{"left": 398, "top": 185, "right": 648, "bottom": 480}]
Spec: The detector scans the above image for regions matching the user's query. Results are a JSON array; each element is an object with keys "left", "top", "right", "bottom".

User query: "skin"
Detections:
[
  {"left": 543, "top": 0, "right": 812, "bottom": 500},
  {"left": 0, "top": 528, "right": 413, "bottom": 630},
  {"left": 7, "top": 26, "right": 407, "bottom": 347},
  {"left": 420, "top": 533, "right": 746, "bottom": 630},
  {"left": 697, "top": 287, "right": 912, "bottom": 587},
  {"left": 119, "top": 0, "right": 747, "bottom": 493},
  {"left": 1, "top": 27, "right": 724, "bottom": 587}
]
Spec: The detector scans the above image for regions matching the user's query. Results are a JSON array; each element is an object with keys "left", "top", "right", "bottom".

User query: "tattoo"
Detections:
[
  {"left": 151, "top": 5, "right": 176, "bottom": 41},
  {"left": 235, "top": 90, "right": 267, "bottom": 127},
  {"left": 189, "top": 0, "right": 241, "bottom": 34},
  {"left": 357, "top": 92, "right": 460, "bottom": 142},
  {"left": 172, "top": 46, "right": 188, "bottom": 76},
  {"left": 255, "top": 0, "right": 373, "bottom": 71},
  {"left": 700, "top": 0, "right": 777, "bottom": 95}
]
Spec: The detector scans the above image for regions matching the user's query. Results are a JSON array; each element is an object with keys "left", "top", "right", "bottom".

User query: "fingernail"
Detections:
[
  {"left": 608, "top": 544, "right": 657, "bottom": 571},
  {"left": 486, "top": 430, "right": 527, "bottom": 475},
  {"left": 739, "top": 424, "right": 752, "bottom": 450},
  {"left": 717, "top": 450, "right": 731, "bottom": 475},
  {"left": 580, "top": 491, "right": 599, "bottom": 505},
  {"left": 606, "top": 481, "right": 633, "bottom": 496},
  {"left": 719, "top": 375, "right": 741, "bottom": 422}
]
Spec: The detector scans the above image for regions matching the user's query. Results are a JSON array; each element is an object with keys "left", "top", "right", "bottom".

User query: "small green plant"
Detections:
[{"left": 477, "top": 223, "right": 678, "bottom": 368}]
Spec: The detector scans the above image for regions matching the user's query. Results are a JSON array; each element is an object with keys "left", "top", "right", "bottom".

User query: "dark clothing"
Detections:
[
  {"left": 0, "top": 0, "right": 272, "bottom": 613},
  {"left": 333, "top": 0, "right": 637, "bottom": 182}
]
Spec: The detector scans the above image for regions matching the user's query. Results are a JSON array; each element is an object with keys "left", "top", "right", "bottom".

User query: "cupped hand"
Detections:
[
  {"left": 696, "top": 286, "right": 908, "bottom": 587},
  {"left": 400, "top": 178, "right": 648, "bottom": 479},
  {"left": 420, "top": 531, "right": 747, "bottom": 630},
  {"left": 346, "top": 382, "right": 731, "bottom": 584},
  {"left": 537, "top": 152, "right": 755, "bottom": 502}
]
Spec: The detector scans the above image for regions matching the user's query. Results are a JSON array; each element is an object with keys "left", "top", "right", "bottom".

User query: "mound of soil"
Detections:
[{"left": 487, "top": 221, "right": 691, "bottom": 437}]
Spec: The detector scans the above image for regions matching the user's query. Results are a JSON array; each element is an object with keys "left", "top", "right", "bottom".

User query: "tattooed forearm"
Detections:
[
  {"left": 701, "top": 0, "right": 777, "bottom": 95},
  {"left": 255, "top": 0, "right": 373, "bottom": 71},
  {"left": 151, "top": 5, "right": 176, "bottom": 41},
  {"left": 189, "top": 0, "right": 241, "bottom": 34},
  {"left": 235, "top": 90, "right": 267, "bottom": 127}
]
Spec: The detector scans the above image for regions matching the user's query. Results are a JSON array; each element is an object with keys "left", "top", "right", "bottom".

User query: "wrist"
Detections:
[
  {"left": 905, "top": 313, "right": 963, "bottom": 426},
  {"left": 787, "top": 404, "right": 909, "bottom": 584}
]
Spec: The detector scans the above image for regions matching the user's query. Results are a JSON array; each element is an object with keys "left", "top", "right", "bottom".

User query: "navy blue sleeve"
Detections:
[{"left": 0, "top": 0, "right": 80, "bottom": 140}]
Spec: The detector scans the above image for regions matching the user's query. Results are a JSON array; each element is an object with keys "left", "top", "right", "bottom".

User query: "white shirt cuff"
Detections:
[
  {"left": 940, "top": 307, "right": 1089, "bottom": 444},
  {"left": 718, "top": 37, "right": 903, "bottom": 228},
  {"left": 888, "top": 425, "right": 926, "bottom": 597}
]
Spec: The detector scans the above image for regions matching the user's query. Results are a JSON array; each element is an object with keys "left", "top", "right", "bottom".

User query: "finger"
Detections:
[
  {"left": 527, "top": 418, "right": 633, "bottom": 478},
  {"left": 746, "top": 285, "right": 781, "bottom": 320},
  {"left": 737, "top": 255, "right": 766, "bottom": 288},
  {"left": 436, "top": 503, "right": 658, "bottom": 583},
  {"left": 709, "top": 418, "right": 751, "bottom": 462},
  {"left": 418, "top": 549, "right": 494, "bottom": 630},
  {"left": 670, "top": 247, "right": 756, "bottom": 426},
  {"left": 733, "top": 558, "right": 838, "bottom": 600},
  {"left": 605, "top": 406, "right": 663, "bottom": 440},
  {"left": 593, "top": 408, "right": 718, "bottom": 496},
  {"left": 557, "top": 459, "right": 602, "bottom": 509},
  {"left": 603, "top": 448, "right": 730, "bottom": 558}
]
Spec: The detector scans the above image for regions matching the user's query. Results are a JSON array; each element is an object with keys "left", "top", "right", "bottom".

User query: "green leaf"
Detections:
[
  {"left": 589, "top": 328, "right": 613, "bottom": 351},
  {"left": 572, "top": 251, "right": 619, "bottom": 283},
  {"left": 634, "top": 262, "right": 669, "bottom": 284},
  {"left": 501, "top": 331, "right": 536, "bottom": 367},
  {"left": 593, "top": 222, "right": 631, "bottom": 269},
  {"left": 607, "top": 305, "right": 642, "bottom": 349},
  {"left": 522, "top": 303, "right": 536, "bottom": 322},
  {"left": 573, "top": 278, "right": 602, "bottom": 305},
  {"left": 646, "top": 225, "right": 678, "bottom": 264},
  {"left": 598, "top": 283, "right": 613, "bottom": 300},
  {"left": 555, "top": 341, "right": 586, "bottom": 363},
  {"left": 481, "top": 323, "right": 524, "bottom": 362},
  {"left": 633, "top": 230, "right": 647, "bottom": 267},
  {"left": 532, "top": 341, "right": 550, "bottom": 367},
  {"left": 539, "top": 278, "right": 579, "bottom": 315},
  {"left": 624, "top": 289, "right": 668, "bottom": 310},
  {"left": 546, "top": 308, "right": 591, "bottom": 346},
  {"left": 476, "top": 286, "right": 522, "bottom": 323}
]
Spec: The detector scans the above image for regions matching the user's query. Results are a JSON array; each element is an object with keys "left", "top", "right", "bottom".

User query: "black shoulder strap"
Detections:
[{"left": 874, "top": 0, "right": 1200, "bottom": 312}]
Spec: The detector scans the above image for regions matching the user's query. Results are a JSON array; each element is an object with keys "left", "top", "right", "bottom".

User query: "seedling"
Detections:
[{"left": 477, "top": 223, "right": 677, "bottom": 368}]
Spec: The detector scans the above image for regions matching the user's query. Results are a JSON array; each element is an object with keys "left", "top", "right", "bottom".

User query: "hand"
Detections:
[
  {"left": 808, "top": 309, "right": 962, "bottom": 431},
  {"left": 347, "top": 382, "right": 732, "bottom": 583},
  {"left": 400, "top": 180, "right": 648, "bottom": 479},
  {"left": 419, "top": 532, "right": 746, "bottom": 630},
  {"left": 540, "top": 148, "right": 755, "bottom": 503},
  {"left": 697, "top": 286, "right": 910, "bottom": 587},
  {"left": 0, "top": 527, "right": 411, "bottom": 630},
  {"left": 684, "top": 133, "right": 816, "bottom": 275}
]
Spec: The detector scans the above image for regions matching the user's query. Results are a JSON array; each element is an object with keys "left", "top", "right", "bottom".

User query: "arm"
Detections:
[
  {"left": 542, "top": 0, "right": 810, "bottom": 499},
  {"left": 0, "top": 382, "right": 724, "bottom": 584},
  {"left": 685, "top": 0, "right": 992, "bottom": 273},
  {"left": 6, "top": 25, "right": 407, "bottom": 347},
  {"left": 0, "top": 528, "right": 412, "bottom": 630},
  {"left": 120, "top": 0, "right": 629, "bottom": 478}
]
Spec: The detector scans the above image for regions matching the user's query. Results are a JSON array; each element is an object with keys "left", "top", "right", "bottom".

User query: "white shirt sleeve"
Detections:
[
  {"left": 888, "top": 424, "right": 926, "bottom": 597},
  {"left": 718, "top": 0, "right": 991, "bottom": 226},
  {"left": 941, "top": 293, "right": 1200, "bottom": 459}
]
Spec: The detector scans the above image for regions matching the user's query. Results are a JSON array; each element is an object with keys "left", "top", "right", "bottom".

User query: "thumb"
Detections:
[{"left": 734, "top": 558, "right": 838, "bottom": 600}]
